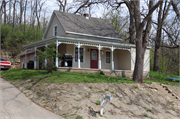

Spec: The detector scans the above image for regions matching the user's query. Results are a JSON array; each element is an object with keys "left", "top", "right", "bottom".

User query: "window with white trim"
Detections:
[
  {"left": 75, "top": 48, "right": 83, "bottom": 62},
  {"left": 53, "top": 25, "right": 58, "bottom": 36},
  {"left": 106, "top": 51, "right": 110, "bottom": 63}
]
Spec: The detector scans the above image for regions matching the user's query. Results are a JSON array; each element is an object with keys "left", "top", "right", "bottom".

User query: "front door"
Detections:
[{"left": 90, "top": 49, "right": 98, "bottom": 69}]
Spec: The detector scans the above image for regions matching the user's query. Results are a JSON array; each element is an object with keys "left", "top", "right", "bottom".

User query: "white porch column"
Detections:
[
  {"left": 34, "top": 46, "right": 37, "bottom": 69},
  {"left": 56, "top": 40, "right": 58, "bottom": 67},
  {"left": 25, "top": 49, "right": 27, "bottom": 69},
  {"left": 111, "top": 46, "right": 114, "bottom": 70},
  {"left": 78, "top": 42, "right": 81, "bottom": 68},
  {"left": 45, "top": 43, "right": 47, "bottom": 67},
  {"left": 98, "top": 44, "right": 101, "bottom": 69}
]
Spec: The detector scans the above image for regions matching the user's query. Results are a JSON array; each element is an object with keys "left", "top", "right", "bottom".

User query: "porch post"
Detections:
[
  {"left": 78, "top": 42, "right": 80, "bottom": 68},
  {"left": 25, "top": 49, "right": 27, "bottom": 69},
  {"left": 34, "top": 46, "right": 37, "bottom": 69},
  {"left": 111, "top": 46, "right": 114, "bottom": 70},
  {"left": 45, "top": 43, "right": 47, "bottom": 67},
  {"left": 56, "top": 40, "right": 58, "bottom": 67},
  {"left": 98, "top": 44, "right": 101, "bottom": 69}
]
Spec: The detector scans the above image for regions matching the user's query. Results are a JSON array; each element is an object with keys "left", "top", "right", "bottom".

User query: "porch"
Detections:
[{"left": 22, "top": 36, "right": 150, "bottom": 78}]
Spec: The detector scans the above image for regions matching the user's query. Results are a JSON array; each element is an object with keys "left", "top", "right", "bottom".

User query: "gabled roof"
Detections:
[
  {"left": 43, "top": 10, "right": 122, "bottom": 40},
  {"left": 54, "top": 11, "right": 121, "bottom": 38}
]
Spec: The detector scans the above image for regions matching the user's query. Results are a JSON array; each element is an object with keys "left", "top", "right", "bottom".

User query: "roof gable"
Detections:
[
  {"left": 43, "top": 10, "right": 121, "bottom": 40},
  {"left": 55, "top": 11, "right": 121, "bottom": 38}
]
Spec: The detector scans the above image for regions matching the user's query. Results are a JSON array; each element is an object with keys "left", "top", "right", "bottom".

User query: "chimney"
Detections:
[{"left": 83, "top": 13, "right": 89, "bottom": 19}]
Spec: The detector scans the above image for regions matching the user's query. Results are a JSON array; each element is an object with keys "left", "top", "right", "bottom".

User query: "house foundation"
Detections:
[{"left": 56, "top": 67, "right": 149, "bottom": 78}]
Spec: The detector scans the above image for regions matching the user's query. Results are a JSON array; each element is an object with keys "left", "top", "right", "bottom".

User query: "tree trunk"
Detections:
[
  {"left": 19, "top": 0, "right": 23, "bottom": 25},
  {"left": 12, "top": 0, "right": 16, "bottom": 28},
  {"left": 129, "top": 16, "right": 136, "bottom": 44},
  {"left": 133, "top": 39, "right": 145, "bottom": 83},
  {"left": 24, "top": 0, "right": 27, "bottom": 31},
  {"left": 129, "top": 9, "right": 136, "bottom": 44},
  {"left": 153, "top": 1, "right": 171, "bottom": 72},
  {"left": 3, "top": 0, "right": 6, "bottom": 24},
  {"left": 9, "top": 0, "right": 12, "bottom": 23},
  {"left": 133, "top": 0, "right": 157, "bottom": 83}
]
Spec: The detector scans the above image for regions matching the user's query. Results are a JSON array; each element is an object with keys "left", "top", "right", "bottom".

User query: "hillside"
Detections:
[{"left": 9, "top": 80, "right": 180, "bottom": 119}]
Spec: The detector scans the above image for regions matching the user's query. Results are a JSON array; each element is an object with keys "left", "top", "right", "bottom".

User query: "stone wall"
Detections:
[{"left": 1, "top": 50, "right": 20, "bottom": 69}]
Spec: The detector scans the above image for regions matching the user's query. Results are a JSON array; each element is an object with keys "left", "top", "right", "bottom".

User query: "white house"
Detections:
[{"left": 19, "top": 10, "right": 150, "bottom": 78}]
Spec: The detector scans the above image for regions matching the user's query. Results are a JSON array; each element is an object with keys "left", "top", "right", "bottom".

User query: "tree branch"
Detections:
[{"left": 141, "top": 1, "right": 163, "bottom": 27}]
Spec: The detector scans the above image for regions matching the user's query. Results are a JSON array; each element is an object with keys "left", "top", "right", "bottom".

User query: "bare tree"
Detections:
[
  {"left": 56, "top": 0, "right": 67, "bottom": 12},
  {"left": 132, "top": 0, "right": 162, "bottom": 83},
  {"left": 109, "top": 1, "right": 136, "bottom": 44},
  {"left": 153, "top": 0, "right": 171, "bottom": 72}
]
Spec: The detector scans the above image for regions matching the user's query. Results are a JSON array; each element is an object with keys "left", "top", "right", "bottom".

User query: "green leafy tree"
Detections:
[{"left": 37, "top": 43, "right": 60, "bottom": 74}]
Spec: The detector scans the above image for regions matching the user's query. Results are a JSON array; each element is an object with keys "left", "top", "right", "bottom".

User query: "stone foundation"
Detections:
[{"left": 56, "top": 67, "right": 149, "bottom": 78}]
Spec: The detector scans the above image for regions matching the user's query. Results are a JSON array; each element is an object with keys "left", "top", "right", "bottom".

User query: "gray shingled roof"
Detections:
[{"left": 55, "top": 11, "right": 121, "bottom": 38}]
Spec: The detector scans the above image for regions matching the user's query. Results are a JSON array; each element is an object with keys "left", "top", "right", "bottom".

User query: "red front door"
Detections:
[{"left": 90, "top": 49, "right": 98, "bottom": 69}]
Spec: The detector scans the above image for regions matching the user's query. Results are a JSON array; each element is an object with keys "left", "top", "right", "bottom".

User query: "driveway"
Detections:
[{"left": 0, "top": 78, "right": 64, "bottom": 119}]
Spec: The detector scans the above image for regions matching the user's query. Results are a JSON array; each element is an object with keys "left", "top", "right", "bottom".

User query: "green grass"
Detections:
[
  {"left": 1, "top": 69, "right": 135, "bottom": 84},
  {"left": 144, "top": 113, "right": 148, "bottom": 117},
  {"left": 85, "top": 95, "right": 90, "bottom": 98},
  {"left": 169, "top": 101, "right": 173, "bottom": 104},
  {"left": 104, "top": 88, "right": 109, "bottom": 91},
  {"left": 134, "top": 85, "right": 138, "bottom": 89},
  {"left": 76, "top": 115, "right": 83, "bottom": 119},
  {"left": 96, "top": 100, "right": 101, "bottom": 105},
  {"left": 111, "top": 91, "right": 115, "bottom": 94},
  {"left": 1, "top": 69, "right": 179, "bottom": 86},
  {"left": 144, "top": 71, "right": 179, "bottom": 86},
  {"left": 146, "top": 109, "right": 152, "bottom": 112}
]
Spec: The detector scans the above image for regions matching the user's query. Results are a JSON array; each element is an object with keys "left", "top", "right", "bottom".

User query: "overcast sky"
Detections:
[{"left": 43, "top": 0, "right": 129, "bottom": 19}]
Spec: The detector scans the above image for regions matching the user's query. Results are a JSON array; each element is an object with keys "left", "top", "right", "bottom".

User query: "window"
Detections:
[
  {"left": 106, "top": 51, "right": 110, "bottom": 63},
  {"left": 91, "top": 50, "right": 97, "bottom": 60},
  {"left": 75, "top": 48, "right": 83, "bottom": 62},
  {"left": 53, "top": 25, "right": 58, "bottom": 36}
]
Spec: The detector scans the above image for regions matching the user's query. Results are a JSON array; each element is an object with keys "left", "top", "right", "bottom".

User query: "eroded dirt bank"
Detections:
[{"left": 10, "top": 79, "right": 180, "bottom": 119}]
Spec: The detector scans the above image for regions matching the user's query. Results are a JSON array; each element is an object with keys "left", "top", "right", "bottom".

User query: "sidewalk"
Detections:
[{"left": 0, "top": 78, "right": 64, "bottom": 119}]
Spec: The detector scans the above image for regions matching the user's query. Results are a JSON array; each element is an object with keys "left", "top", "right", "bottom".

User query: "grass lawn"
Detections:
[
  {"left": 1, "top": 69, "right": 134, "bottom": 84},
  {"left": 1, "top": 69, "right": 179, "bottom": 86}
]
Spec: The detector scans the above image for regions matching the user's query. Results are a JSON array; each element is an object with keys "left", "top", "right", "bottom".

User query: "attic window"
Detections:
[{"left": 53, "top": 25, "right": 58, "bottom": 36}]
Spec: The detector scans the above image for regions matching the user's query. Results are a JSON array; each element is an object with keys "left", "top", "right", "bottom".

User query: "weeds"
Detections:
[
  {"left": 134, "top": 85, "right": 138, "bottom": 89},
  {"left": 144, "top": 113, "right": 148, "bottom": 117},
  {"left": 146, "top": 109, "right": 152, "bottom": 112},
  {"left": 104, "top": 88, "right": 109, "bottom": 91},
  {"left": 96, "top": 100, "right": 101, "bottom": 105},
  {"left": 111, "top": 91, "right": 115, "bottom": 94},
  {"left": 76, "top": 115, "right": 83, "bottom": 119},
  {"left": 169, "top": 101, "right": 174, "bottom": 104},
  {"left": 85, "top": 95, "right": 90, "bottom": 98}
]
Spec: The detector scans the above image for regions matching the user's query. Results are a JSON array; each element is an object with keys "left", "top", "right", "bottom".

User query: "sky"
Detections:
[{"left": 43, "top": 0, "right": 111, "bottom": 18}]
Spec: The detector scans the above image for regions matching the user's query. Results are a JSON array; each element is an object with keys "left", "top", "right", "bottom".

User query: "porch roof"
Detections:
[{"left": 23, "top": 36, "right": 151, "bottom": 49}]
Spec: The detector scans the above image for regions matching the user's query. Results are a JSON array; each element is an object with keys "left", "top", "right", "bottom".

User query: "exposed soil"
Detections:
[{"left": 9, "top": 79, "right": 180, "bottom": 119}]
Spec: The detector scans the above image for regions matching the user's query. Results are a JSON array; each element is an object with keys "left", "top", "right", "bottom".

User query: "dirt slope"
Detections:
[{"left": 10, "top": 80, "right": 180, "bottom": 119}]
